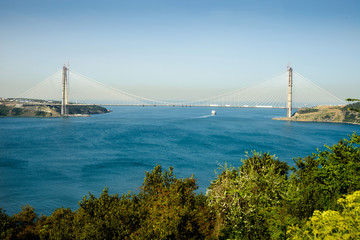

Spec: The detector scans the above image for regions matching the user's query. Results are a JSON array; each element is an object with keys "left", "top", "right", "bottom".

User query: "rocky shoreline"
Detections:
[
  {"left": 0, "top": 100, "right": 110, "bottom": 117},
  {"left": 273, "top": 102, "right": 360, "bottom": 125}
]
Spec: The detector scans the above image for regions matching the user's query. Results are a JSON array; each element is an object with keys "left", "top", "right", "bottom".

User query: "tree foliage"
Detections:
[
  {"left": 0, "top": 205, "right": 39, "bottom": 240},
  {"left": 344, "top": 99, "right": 360, "bottom": 114},
  {"left": 345, "top": 98, "right": 360, "bottom": 102},
  {"left": 0, "top": 165, "right": 216, "bottom": 239},
  {"left": 207, "top": 152, "right": 291, "bottom": 239},
  {"left": 1, "top": 133, "right": 360, "bottom": 239},
  {"left": 288, "top": 133, "right": 360, "bottom": 220},
  {"left": 136, "top": 165, "right": 216, "bottom": 239},
  {"left": 288, "top": 190, "right": 360, "bottom": 239}
]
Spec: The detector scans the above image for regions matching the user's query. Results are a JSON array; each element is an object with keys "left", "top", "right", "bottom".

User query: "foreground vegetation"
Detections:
[{"left": 1, "top": 133, "right": 360, "bottom": 239}]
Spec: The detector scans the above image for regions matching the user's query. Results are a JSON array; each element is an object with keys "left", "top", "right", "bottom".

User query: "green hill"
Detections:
[
  {"left": 274, "top": 102, "right": 360, "bottom": 124},
  {"left": 0, "top": 101, "right": 110, "bottom": 117}
]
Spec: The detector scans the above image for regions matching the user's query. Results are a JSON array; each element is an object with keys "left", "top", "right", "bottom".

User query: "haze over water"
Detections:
[{"left": 1, "top": 106, "right": 359, "bottom": 215}]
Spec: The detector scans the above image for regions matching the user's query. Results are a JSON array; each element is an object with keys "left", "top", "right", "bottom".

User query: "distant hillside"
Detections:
[
  {"left": 0, "top": 102, "right": 110, "bottom": 117},
  {"left": 0, "top": 104, "right": 58, "bottom": 117},
  {"left": 58, "top": 105, "right": 110, "bottom": 115},
  {"left": 274, "top": 103, "right": 360, "bottom": 124},
  {"left": 344, "top": 101, "right": 360, "bottom": 112}
]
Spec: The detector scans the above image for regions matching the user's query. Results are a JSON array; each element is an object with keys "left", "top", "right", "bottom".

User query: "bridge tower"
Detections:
[
  {"left": 61, "top": 64, "right": 68, "bottom": 115},
  {"left": 287, "top": 66, "right": 293, "bottom": 118}
]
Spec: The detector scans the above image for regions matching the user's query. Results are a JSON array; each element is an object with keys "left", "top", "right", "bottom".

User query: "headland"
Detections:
[
  {"left": 274, "top": 102, "right": 360, "bottom": 125},
  {"left": 0, "top": 98, "right": 110, "bottom": 117}
]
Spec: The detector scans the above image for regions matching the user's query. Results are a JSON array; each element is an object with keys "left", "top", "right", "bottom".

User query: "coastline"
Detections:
[
  {"left": 0, "top": 100, "right": 110, "bottom": 117},
  {"left": 273, "top": 117, "right": 360, "bottom": 125},
  {"left": 273, "top": 104, "right": 360, "bottom": 125}
]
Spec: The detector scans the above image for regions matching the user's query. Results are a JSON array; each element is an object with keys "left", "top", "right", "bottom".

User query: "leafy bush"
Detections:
[
  {"left": 346, "top": 102, "right": 360, "bottom": 111},
  {"left": 288, "top": 133, "right": 360, "bottom": 220},
  {"left": 0, "top": 205, "right": 39, "bottom": 240},
  {"left": 345, "top": 98, "right": 360, "bottom": 102},
  {"left": 10, "top": 108, "right": 23, "bottom": 116},
  {"left": 207, "top": 152, "right": 291, "bottom": 239},
  {"left": 0, "top": 105, "right": 11, "bottom": 116},
  {"left": 288, "top": 191, "right": 360, "bottom": 239},
  {"left": 35, "top": 111, "right": 47, "bottom": 117},
  {"left": 2, "top": 166, "right": 216, "bottom": 240},
  {"left": 343, "top": 102, "right": 360, "bottom": 115}
]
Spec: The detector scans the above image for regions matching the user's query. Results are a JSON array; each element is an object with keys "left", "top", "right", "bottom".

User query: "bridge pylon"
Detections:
[
  {"left": 287, "top": 66, "right": 293, "bottom": 118},
  {"left": 61, "top": 65, "right": 68, "bottom": 115}
]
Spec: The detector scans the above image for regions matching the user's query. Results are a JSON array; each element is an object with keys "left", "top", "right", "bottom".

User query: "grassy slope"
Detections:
[
  {"left": 291, "top": 104, "right": 360, "bottom": 124},
  {"left": 0, "top": 104, "right": 58, "bottom": 117},
  {"left": 0, "top": 103, "right": 109, "bottom": 117}
]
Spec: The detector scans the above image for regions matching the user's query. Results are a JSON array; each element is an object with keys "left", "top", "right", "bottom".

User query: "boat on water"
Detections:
[{"left": 211, "top": 110, "right": 216, "bottom": 116}]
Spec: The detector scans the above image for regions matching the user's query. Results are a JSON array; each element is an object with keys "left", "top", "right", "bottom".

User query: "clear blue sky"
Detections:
[{"left": 0, "top": 0, "right": 359, "bottom": 100}]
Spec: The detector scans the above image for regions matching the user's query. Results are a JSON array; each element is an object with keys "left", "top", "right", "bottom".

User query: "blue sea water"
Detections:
[{"left": 0, "top": 106, "right": 359, "bottom": 215}]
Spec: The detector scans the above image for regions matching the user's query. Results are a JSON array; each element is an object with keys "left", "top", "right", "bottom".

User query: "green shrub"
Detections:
[
  {"left": 288, "top": 191, "right": 360, "bottom": 239},
  {"left": 0, "top": 105, "right": 10, "bottom": 116},
  {"left": 10, "top": 108, "right": 23, "bottom": 116},
  {"left": 207, "top": 152, "right": 291, "bottom": 239},
  {"left": 288, "top": 133, "right": 360, "bottom": 220}
]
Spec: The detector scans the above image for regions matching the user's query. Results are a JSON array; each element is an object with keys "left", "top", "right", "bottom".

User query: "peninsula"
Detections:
[
  {"left": 0, "top": 98, "right": 110, "bottom": 117},
  {"left": 274, "top": 101, "right": 360, "bottom": 125}
]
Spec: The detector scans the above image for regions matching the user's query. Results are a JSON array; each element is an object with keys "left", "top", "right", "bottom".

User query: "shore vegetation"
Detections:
[
  {"left": 1, "top": 133, "right": 359, "bottom": 239},
  {"left": 0, "top": 99, "right": 109, "bottom": 117}
]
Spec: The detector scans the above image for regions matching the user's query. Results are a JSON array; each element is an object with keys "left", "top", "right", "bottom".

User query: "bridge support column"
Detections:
[
  {"left": 287, "top": 67, "right": 293, "bottom": 118},
  {"left": 61, "top": 65, "right": 68, "bottom": 115}
]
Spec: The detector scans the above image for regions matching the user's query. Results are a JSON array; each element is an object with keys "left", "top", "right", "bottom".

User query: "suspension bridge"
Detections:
[{"left": 15, "top": 65, "right": 346, "bottom": 117}]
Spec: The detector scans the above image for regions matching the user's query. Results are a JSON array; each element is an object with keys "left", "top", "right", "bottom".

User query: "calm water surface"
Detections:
[{"left": 1, "top": 106, "right": 359, "bottom": 215}]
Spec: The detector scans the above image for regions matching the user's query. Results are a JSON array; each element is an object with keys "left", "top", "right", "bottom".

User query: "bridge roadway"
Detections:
[
  {"left": 22, "top": 102, "right": 292, "bottom": 109},
  {"left": 102, "top": 104, "right": 290, "bottom": 109}
]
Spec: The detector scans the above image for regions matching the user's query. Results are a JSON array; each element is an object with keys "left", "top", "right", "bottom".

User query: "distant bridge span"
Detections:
[
  {"left": 22, "top": 102, "right": 292, "bottom": 109},
  {"left": 16, "top": 66, "right": 346, "bottom": 116}
]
